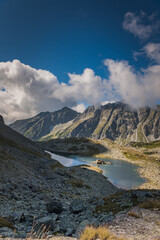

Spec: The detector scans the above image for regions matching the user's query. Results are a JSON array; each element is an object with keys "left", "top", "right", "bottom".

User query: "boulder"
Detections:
[
  {"left": 59, "top": 216, "right": 76, "bottom": 234},
  {"left": 96, "top": 159, "right": 106, "bottom": 165},
  {"left": 70, "top": 199, "right": 86, "bottom": 214},
  {"left": 46, "top": 201, "right": 63, "bottom": 214}
]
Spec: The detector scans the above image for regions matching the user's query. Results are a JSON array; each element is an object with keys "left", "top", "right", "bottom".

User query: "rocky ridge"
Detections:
[
  {"left": 10, "top": 102, "right": 160, "bottom": 144},
  {"left": 9, "top": 107, "right": 79, "bottom": 141}
]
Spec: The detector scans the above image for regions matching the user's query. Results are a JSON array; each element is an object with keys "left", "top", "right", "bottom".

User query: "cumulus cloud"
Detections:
[
  {"left": 1, "top": 58, "right": 160, "bottom": 123},
  {"left": 104, "top": 59, "right": 160, "bottom": 108},
  {"left": 123, "top": 12, "right": 160, "bottom": 40},
  {"left": 0, "top": 60, "right": 108, "bottom": 123},
  {"left": 72, "top": 103, "right": 86, "bottom": 113},
  {"left": 53, "top": 68, "right": 107, "bottom": 105}
]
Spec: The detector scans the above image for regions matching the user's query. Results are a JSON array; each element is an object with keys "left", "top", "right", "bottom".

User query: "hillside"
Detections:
[
  {"left": 10, "top": 102, "right": 160, "bottom": 144},
  {"left": 0, "top": 115, "right": 120, "bottom": 238},
  {"left": 9, "top": 107, "right": 79, "bottom": 140}
]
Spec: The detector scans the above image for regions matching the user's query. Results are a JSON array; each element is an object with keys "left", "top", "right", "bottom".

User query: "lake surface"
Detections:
[{"left": 47, "top": 151, "right": 146, "bottom": 189}]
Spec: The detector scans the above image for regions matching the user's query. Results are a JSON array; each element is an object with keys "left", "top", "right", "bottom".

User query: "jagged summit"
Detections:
[{"left": 9, "top": 102, "right": 160, "bottom": 143}]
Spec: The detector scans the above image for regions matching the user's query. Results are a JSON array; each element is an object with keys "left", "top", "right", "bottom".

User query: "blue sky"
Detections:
[
  {"left": 0, "top": 0, "right": 160, "bottom": 123},
  {"left": 0, "top": 0, "right": 159, "bottom": 80}
]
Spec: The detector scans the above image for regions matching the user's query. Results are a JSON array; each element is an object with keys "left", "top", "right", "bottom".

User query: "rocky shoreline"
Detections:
[{"left": 41, "top": 138, "right": 160, "bottom": 190}]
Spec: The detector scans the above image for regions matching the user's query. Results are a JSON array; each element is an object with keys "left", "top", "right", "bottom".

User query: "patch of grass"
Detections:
[
  {"left": 95, "top": 192, "right": 128, "bottom": 215},
  {"left": 139, "top": 200, "right": 160, "bottom": 209},
  {"left": 0, "top": 216, "right": 15, "bottom": 230},
  {"left": 130, "top": 140, "right": 160, "bottom": 149},
  {"left": 122, "top": 149, "right": 149, "bottom": 161},
  {"left": 67, "top": 178, "right": 91, "bottom": 189},
  {"left": 80, "top": 226, "right": 125, "bottom": 240},
  {"left": 51, "top": 162, "right": 64, "bottom": 171}
]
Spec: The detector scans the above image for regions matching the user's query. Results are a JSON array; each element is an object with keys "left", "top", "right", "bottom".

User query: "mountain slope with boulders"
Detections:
[
  {"left": 10, "top": 102, "right": 160, "bottom": 144},
  {"left": 1, "top": 114, "right": 160, "bottom": 239},
  {"left": 0, "top": 114, "right": 120, "bottom": 238}
]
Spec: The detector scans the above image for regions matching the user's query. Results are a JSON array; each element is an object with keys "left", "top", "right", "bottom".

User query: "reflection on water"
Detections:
[
  {"left": 46, "top": 151, "right": 88, "bottom": 167},
  {"left": 46, "top": 151, "right": 146, "bottom": 189}
]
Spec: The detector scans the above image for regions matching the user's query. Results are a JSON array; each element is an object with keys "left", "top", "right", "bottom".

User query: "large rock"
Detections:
[
  {"left": 46, "top": 201, "right": 63, "bottom": 214},
  {"left": 59, "top": 216, "right": 76, "bottom": 234},
  {"left": 70, "top": 199, "right": 86, "bottom": 214}
]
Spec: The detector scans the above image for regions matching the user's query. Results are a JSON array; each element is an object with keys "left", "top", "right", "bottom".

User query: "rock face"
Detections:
[
  {"left": 9, "top": 107, "right": 79, "bottom": 140},
  {"left": 9, "top": 102, "right": 160, "bottom": 143}
]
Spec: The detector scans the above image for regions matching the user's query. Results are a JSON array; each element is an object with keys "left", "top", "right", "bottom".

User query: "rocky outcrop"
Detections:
[
  {"left": 9, "top": 103, "right": 160, "bottom": 143},
  {"left": 0, "top": 115, "right": 4, "bottom": 124}
]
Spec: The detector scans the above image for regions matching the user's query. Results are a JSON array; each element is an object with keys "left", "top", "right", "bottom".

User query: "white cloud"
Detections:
[
  {"left": 72, "top": 103, "right": 86, "bottom": 113},
  {"left": 104, "top": 59, "right": 160, "bottom": 108},
  {"left": 0, "top": 60, "right": 108, "bottom": 123},
  {"left": 1, "top": 59, "right": 160, "bottom": 124},
  {"left": 133, "top": 42, "right": 160, "bottom": 63},
  {"left": 143, "top": 43, "right": 160, "bottom": 63},
  {"left": 123, "top": 12, "right": 160, "bottom": 40},
  {"left": 101, "top": 100, "right": 116, "bottom": 106},
  {"left": 53, "top": 68, "right": 107, "bottom": 105}
]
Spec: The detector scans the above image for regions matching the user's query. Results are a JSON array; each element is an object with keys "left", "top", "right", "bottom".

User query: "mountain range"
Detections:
[{"left": 10, "top": 102, "right": 160, "bottom": 144}]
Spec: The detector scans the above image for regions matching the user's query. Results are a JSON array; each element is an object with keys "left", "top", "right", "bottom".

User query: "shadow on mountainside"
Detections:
[{"left": 39, "top": 137, "right": 108, "bottom": 156}]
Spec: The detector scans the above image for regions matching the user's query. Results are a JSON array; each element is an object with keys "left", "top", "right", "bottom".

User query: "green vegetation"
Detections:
[
  {"left": 123, "top": 150, "right": 148, "bottom": 161},
  {"left": 95, "top": 192, "right": 131, "bottom": 214},
  {"left": 67, "top": 178, "right": 91, "bottom": 189},
  {"left": 95, "top": 190, "right": 160, "bottom": 215},
  {"left": 93, "top": 118, "right": 108, "bottom": 136},
  {"left": 131, "top": 140, "right": 160, "bottom": 149}
]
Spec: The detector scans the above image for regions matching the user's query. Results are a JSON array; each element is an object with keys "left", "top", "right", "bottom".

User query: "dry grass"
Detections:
[
  {"left": 80, "top": 164, "right": 103, "bottom": 174},
  {"left": 26, "top": 217, "right": 50, "bottom": 239},
  {"left": 0, "top": 216, "right": 15, "bottom": 230},
  {"left": 80, "top": 226, "right": 125, "bottom": 240},
  {"left": 139, "top": 200, "right": 160, "bottom": 209},
  {"left": 128, "top": 211, "right": 140, "bottom": 218}
]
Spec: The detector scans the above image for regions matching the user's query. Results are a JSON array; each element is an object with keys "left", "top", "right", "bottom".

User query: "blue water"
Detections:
[{"left": 47, "top": 151, "right": 146, "bottom": 189}]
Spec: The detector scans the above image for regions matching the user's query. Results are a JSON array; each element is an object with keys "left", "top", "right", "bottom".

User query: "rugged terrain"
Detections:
[
  {"left": 0, "top": 115, "right": 118, "bottom": 238},
  {"left": 1, "top": 114, "right": 160, "bottom": 239},
  {"left": 10, "top": 102, "right": 160, "bottom": 144},
  {"left": 9, "top": 107, "right": 79, "bottom": 141}
]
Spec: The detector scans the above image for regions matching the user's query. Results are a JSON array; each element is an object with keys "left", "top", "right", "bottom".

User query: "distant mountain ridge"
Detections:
[
  {"left": 9, "top": 107, "right": 79, "bottom": 140},
  {"left": 9, "top": 102, "right": 160, "bottom": 144}
]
